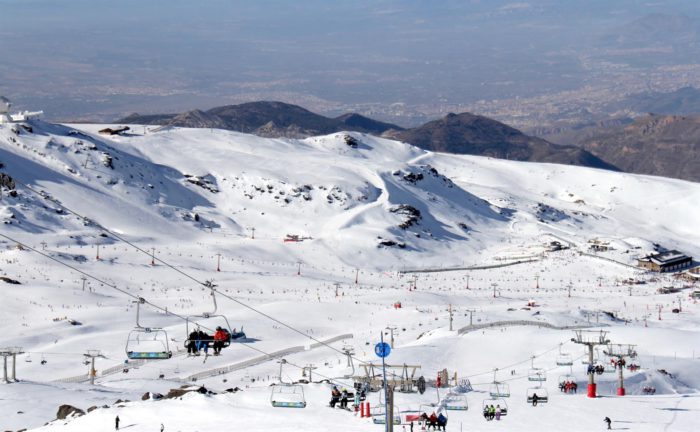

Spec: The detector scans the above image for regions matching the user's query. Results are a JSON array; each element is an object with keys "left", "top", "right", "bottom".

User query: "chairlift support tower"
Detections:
[
  {"left": 571, "top": 330, "right": 610, "bottom": 398},
  {"left": 84, "top": 350, "right": 106, "bottom": 385},
  {"left": 0, "top": 347, "right": 23, "bottom": 383},
  {"left": 603, "top": 344, "right": 637, "bottom": 396}
]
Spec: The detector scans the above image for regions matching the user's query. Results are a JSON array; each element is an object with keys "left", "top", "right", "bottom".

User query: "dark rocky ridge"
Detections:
[
  {"left": 384, "top": 112, "right": 618, "bottom": 170},
  {"left": 121, "top": 101, "right": 403, "bottom": 139},
  {"left": 575, "top": 114, "right": 700, "bottom": 182}
]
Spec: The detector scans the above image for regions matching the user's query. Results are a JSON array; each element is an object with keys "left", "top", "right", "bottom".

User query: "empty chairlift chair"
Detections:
[
  {"left": 125, "top": 298, "right": 172, "bottom": 360},
  {"left": 489, "top": 369, "right": 511, "bottom": 398},
  {"left": 270, "top": 384, "right": 307, "bottom": 408},
  {"left": 270, "top": 359, "right": 306, "bottom": 408},
  {"left": 373, "top": 404, "right": 402, "bottom": 425},
  {"left": 556, "top": 343, "right": 573, "bottom": 366},
  {"left": 443, "top": 393, "right": 469, "bottom": 411},
  {"left": 528, "top": 356, "right": 547, "bottom": 382}
]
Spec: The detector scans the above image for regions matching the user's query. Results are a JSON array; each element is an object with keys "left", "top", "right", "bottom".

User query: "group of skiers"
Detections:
[
  {"left": 186, "top": 326, "right": 231, "bottom": 356},
  {"left": 587, "top": 363, "right": 607, "bottom": 375},
  {"left": 418, "top": 412, "right": 448, "bottom": 431},
  {"left": 558, "top": 380, "right": 578, "bottom": 393},
  {"left": 482, "top": 404, "right": 504, "bottom": 421},
  {"left": 329, "top": 386, "right": 350, "bottom": 409}
]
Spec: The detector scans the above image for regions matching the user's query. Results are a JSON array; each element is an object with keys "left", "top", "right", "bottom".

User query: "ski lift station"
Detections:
[{"left": 0, "top": 96, "right": 43, "bottom": 124}]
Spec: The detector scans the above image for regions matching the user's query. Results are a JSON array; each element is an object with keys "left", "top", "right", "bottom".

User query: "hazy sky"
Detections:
[{"left": 2, "top": 0, "right": 700, "bottom": 122}]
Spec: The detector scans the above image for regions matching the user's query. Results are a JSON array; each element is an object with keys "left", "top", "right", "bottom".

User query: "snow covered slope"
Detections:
[{"left": 0, "top": 121, "right": 699, "bottom": 431}]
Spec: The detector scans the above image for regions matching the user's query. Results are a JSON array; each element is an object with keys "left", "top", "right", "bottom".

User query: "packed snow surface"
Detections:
[{"left": 0, "top": 121, "right": 699, "bottom": 431}]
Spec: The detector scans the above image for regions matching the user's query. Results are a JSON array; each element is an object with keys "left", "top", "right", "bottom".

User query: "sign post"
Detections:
[{"left": 375, "top": 335, "right": 392, "bottom": 432}]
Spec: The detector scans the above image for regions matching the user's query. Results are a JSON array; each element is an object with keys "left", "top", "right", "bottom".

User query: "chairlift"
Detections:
[
  {"left": 526, "top": 386, "right": 549, "bottom": 405},
  {"left": 557, "top": 367, "right": 578, "bottom": 393},
  {"left": 481, "top": 398, "right": 508, "bottom": 418},
  {"left": 184, "top": 282, "right": 245, "bottom": 352},
  {"left": 270, "top": 359, "right": 306, "bottom": 408},
  {"left": 489, "top": 369, "right": 510, "bottom": 398},
  {"left": 443, "top": 393, "right": 468, "bottom": 411},
  {"left": 556, "top": 343, "right": 573, "bottom": 366},
  {"left": 270, "top": 384, "right": 306, "bottom": 408},
  {"left": 24, "top": 354, "right": 32, "bottom": 363},
  {"left": 372, "top": 404, "right": 402, "bottom": 425},
  {"left": 528, "top": 356, "right": 547, "bottom": 382},
  {"left": 125, "top": 298, "right": 172, "bottom": 360}
]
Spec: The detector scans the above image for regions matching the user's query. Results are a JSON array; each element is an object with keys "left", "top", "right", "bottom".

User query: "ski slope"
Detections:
[{"left": 0, "top": 120, "right": 699, "bottom": 431}]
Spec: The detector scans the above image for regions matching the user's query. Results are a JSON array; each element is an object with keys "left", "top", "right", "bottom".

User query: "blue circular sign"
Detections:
[{"left": 375, "top": 342, "right": 391, "bottom": 358}]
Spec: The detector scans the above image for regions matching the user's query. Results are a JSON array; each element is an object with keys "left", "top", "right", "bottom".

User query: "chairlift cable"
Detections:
[
  {"left": 7, "top": 177, "right": 407, "bottom": 381},
  {"left": 0, "top": 232, "right": 355, "bottom": 389}
]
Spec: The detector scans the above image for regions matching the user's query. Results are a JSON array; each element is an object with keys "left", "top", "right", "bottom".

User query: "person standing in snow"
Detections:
[
  {"left": 160, "top": 423, "right": 164, "bottom": 432},
  {"left": 604, "top": 417, "right": 612, "bottom": 429},
  {"left": 115, "top": 415, "right": 120, "bottom": 430}
]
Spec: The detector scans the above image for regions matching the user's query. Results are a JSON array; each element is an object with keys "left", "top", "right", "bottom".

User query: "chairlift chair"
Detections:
[
  {"left": 481, "top": 398, "right": 508, "bottom": 418},
  {"left": 489, "top": 369, "right": 511, "bottom": 398},
  {"left": 443, "top": 393, "right": 468, "bottom": 411},
  {"left": 184, "top": 283, "right": 245, "bottom": 351},
  {"left": 556, "top": 353, "right": 573, "bottom": 366},
  {"left": 556, "top": 343, "right": 573, "bottom": 366},
  {"left": 528, "top": 356, "right": 547, "bottom": 382},
  {"left": 270, "top": 384, "right": 306, "bottom": 408},
  {"left": 528, "top": 369, "right": 547, "bottom": 382},
  {"left": 372, "top": 404, "right": 402, "bottom": 425},
  {"left": 526, "top": 387, "right": 549, "bottom": 404},
  {"left": 125, "top": 298, "right": 172, "bottom": 360}
]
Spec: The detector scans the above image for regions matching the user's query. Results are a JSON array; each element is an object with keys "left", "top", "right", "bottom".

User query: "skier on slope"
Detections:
[
  {"left": 604, "top": 416, "right": 612, "bottom": 429},
  {"left": 115, "top": 415, "right": 120, "bottom": 430}
]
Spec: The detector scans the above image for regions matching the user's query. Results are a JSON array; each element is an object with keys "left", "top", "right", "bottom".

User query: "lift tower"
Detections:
[
  {"left": 604, "top": 344, "right": 637, "bottom": 396},
  {"left": 571, "top": 330, "right": 610, "bottom": 398}
]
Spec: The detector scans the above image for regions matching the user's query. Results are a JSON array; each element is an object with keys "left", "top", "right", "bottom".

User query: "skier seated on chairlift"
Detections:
[
  {"left": 197, "top": 330, "right": 212, "bottom": 354},
  {"left": 531, "top": 392, "right": 539, "bottom": 406},
  {"left": 187, "top": 329, "right": 200, "bottom": 355},
  {"left": 213, "top": 327, "right": 230, "bottom": 355},
  {"left": 428, "top": 412, "right": 438, "bottom": 430},
  {"left": 329, "top": 386, "right": 341, "bottom": 408},
  {"left": 340, "top": 388, "right": 349, "bottom": 409},
  {"left": 437, "top": 413, "right": 447, "bottom": 431}
]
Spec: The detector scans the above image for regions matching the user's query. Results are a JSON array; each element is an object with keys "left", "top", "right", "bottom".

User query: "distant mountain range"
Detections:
[
  {"left": 383, "top": 112, "right": 616, "bottom": 170},
  {"left": 574, "top": 114, "right": 700, "bottom": 183},
  {"left": 120, "top": 101, "right": 402, "bottom": 139},
  {"left": 119, "top": 101, "right": 615, "bottom": 171}
]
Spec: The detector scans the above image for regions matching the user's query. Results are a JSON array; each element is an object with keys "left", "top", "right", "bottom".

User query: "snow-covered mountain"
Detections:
[
  {"left": 1, "top": 120, "right": 699, "bottom": 432},
  {"left": 2, "top": 120, "right": 698, "bottom": 268}
]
